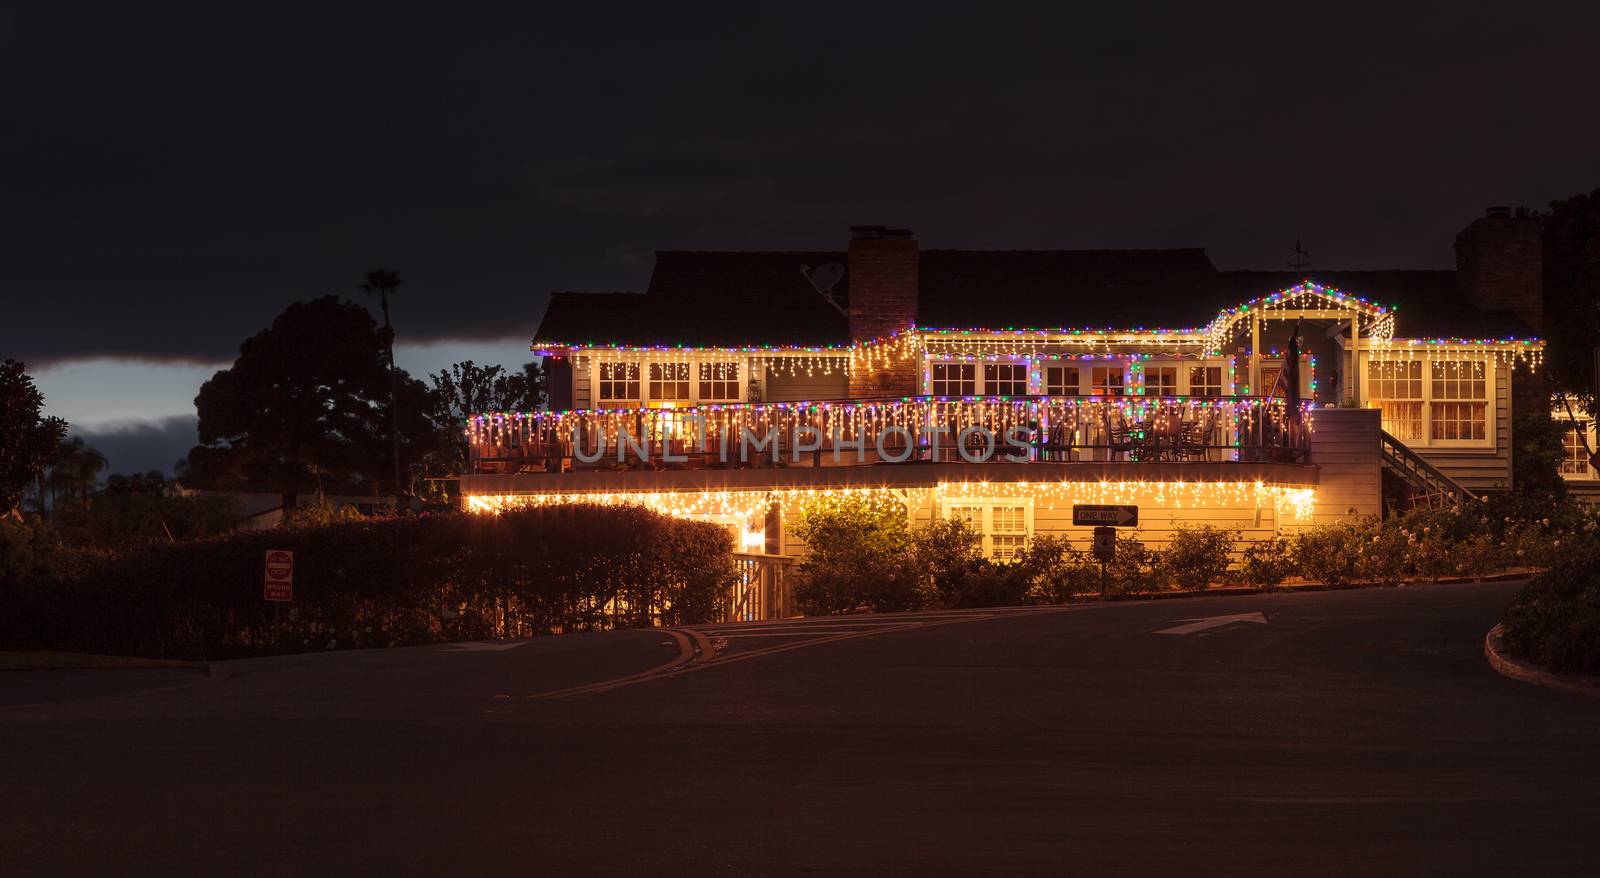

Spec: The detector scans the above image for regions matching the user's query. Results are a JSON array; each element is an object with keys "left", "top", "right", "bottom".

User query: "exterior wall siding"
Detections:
[{"left": 764, "top": 369, "right": 849, "bottom": 403}]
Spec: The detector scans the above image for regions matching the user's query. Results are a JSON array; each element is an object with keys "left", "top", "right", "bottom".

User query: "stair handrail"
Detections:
[{"left": 1378, "top": 430, "right": 1480, "bottom": 505}]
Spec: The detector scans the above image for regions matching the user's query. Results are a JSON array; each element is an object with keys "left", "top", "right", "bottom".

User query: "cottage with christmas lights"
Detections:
[{"left": 460, "top": 212, "right": 1572, "bottom": 618}]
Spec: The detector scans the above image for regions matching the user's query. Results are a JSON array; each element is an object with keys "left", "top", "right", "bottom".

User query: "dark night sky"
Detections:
[{"left": 3, "top": 2, "right": 1599, "bottom": 471}]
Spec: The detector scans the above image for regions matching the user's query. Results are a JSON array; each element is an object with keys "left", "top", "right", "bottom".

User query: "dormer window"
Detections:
[
  {"left": 648, "top": 362, "right": 691, "bottom": 401},
  {"left": 598, "top": 362, "right": 640, "bottom": 401},
  {"left": 698, "top": 362, "right": 740, "bottom": 401}
]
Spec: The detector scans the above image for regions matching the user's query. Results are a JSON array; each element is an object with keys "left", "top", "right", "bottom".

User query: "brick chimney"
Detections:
[
  {"left": 1454, "top": 206, "right": 1545, "bottom": 333},
  {"left": 846, "top": 226, "right": 920, "bottom": 397}
]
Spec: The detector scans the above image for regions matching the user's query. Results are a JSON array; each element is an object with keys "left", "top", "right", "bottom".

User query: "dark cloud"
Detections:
[
  {"left": 4, "top": 2, "right": 1600, "bottom": 367},
  {"left": 73, "top": 416, "right": 199, "bottom": 478}
]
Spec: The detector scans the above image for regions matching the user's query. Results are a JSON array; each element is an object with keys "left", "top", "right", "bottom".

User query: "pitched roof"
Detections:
[
  {"left": 917, "top": 248, "right": 1219, "bottom": 329},
  {"left": 532, "top": 248, "right": 1533, "bottom": 348},
  {"left": 1218, "top": 270, "right": 1536, "bottom": 338},
  {"left": 534, "top": 252, "right": 850, "bottom": 348}
]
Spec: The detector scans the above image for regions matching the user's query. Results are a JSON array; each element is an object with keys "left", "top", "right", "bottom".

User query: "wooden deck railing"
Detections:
[
  {"left": 726, "top": 554, "right": 794, "bottom": 622},
  {"left": 467, "top": 396, "right": 1312, "bottom": 475}
]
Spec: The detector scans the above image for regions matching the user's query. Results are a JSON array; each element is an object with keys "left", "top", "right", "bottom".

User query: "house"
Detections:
[{"left": 459, "top": 210, "right": 1568, "bottom": 615}]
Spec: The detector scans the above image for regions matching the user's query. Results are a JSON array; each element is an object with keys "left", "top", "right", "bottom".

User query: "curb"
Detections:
[
  {"left": 1082, "top": 570, "right": 1534, "bottom": 604},
  {"left": 1483, "top": 623, "right": 1600, "bottom": 698}
]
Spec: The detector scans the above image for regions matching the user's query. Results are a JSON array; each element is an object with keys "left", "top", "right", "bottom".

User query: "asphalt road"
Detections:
[{"left": 4, "top": 580, "right": 1599, "bottom": 876}]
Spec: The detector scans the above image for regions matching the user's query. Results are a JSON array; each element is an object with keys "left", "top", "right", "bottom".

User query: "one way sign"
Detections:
[{"left": 1073, "top": 504, "right": 1138, "bottom": 527}]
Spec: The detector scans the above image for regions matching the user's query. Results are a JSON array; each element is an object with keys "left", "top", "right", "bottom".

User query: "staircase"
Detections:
[{"left": 1379, "top": 430, "right": 1479, "bottom": 511}]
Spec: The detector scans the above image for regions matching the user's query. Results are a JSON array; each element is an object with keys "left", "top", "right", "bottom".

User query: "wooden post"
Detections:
[
  {"left": 1349, "top": 316, "right": 1360, "bottom": 404},
  {"left": 1249, "top": 315, "right": 1261, "bottom": 396}
]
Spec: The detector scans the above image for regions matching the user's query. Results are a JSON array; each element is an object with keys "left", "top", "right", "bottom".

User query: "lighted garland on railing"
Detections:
[
  {"left": 465, "top": 395, "right": 1311, "bottom": 453},
  {"left": 463, "top": 479, "right": 1318, "bottom": 523}
]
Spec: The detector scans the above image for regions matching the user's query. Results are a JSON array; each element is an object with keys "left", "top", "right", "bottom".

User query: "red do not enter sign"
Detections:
[{"left": 264, "top": 550, "right": 293, "bottom": 602}]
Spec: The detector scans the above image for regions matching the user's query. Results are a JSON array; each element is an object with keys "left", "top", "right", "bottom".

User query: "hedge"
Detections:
[{"left": 0, "top": 505, "right": 736, "bottom": 661}]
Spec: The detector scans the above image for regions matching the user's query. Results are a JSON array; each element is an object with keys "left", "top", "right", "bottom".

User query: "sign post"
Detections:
[
  {"left": 1076, "top": 505, "right": 1137, "bottom": 598},
  {"left": 264, "top": 550, "right": 293, "bottom": 652},
  {"left": 264, "top": 550, "right": 294, "bottom": 602}
]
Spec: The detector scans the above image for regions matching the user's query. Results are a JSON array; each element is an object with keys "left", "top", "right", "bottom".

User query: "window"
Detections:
[
  {"left": 942, "top": 497, "right": 1034, "bottom": 561},
  {"left": 1560, "top": 422, "right": 1595, "bottom": 477},
  {"left": 1188, "top": 365, "right": 1225, "bottom": 396},
  {"left": 1429, "top": 360, "right": 1487, "bottom": 442},
  {"left": 698, "top": 362, "right": 740, "bottom": 401},
  {"left": 931, "top": 362, "right": 976, "bottom": 396},
  {"left": 1090, "top": 366, "right": 1124, "bottom": 395},
  {"left": 598, "top": 362, "right": 640, "bottom": 401},
  {"left": 1367, "top": 359, "right": 1424, "bottom": 442},
  {"left": 648, "top": 362, "right": 690, "bottom": 401},
  {"left": 1143, "top": 366, "right": 1177, "bottom": 396},
  {"left": 984, "top": 363, "right": 1028, "bottom": 396},
  {"left": 1045, "top": 366, "right": 1080, "bottom": 396}
]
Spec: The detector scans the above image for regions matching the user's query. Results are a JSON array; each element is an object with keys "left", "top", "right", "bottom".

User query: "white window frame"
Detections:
[
  {"left": 647, "top": 362, "right": 692, "bottom": 402},
  {"left": 929, "top": 361, "right": 977, "bottom": 396},
  {"left": 1142, "top": 363, "right": 1179, "bottom": 397},
  {"left": 1558, "top": 417, "right": 1597, "bottom": 480},
  {"left": 1088, "top": 363, "right": 1126, "bottom": 396},
  {"left": 1363, "top": 353, "right": 1495, "bottom": 449},
  {"left": 697, "top": 361, "right": 741, "bottom": 402},
  {"left": 1185, "top": 361, "right": 1229, "bottom": 397},
  {"left": 939, "top": 496, "right": 1035, "bottom": 561},
  {"left": 1044, "top": 364, "right": 1082, "bottom": 396},
  {"left": 982, "top": 362, "right": 1029, "bottom": 396},
  {"left": 597, "top": 361, "right": 641, "bottom": 403}
]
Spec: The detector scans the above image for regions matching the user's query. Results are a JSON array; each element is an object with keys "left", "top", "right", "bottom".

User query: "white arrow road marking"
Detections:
[
  {"left": 1153, "top": 612, "right": 1268, "bottom": 635},
  {"left": 447, "top": 640, "right": 530, "bottom": 652}
]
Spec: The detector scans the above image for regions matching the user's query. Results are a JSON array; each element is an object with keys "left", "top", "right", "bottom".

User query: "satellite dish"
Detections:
[{"left": 802, "top": 262, "right": 845, "bottom": 295}]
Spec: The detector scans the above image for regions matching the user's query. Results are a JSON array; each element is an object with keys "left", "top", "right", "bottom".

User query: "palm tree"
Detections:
[{"left": 360, "top": 268, "right": 403, "bottom": 507}]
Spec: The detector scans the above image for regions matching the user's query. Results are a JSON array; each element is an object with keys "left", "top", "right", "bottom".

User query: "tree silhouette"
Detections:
[
  {"left": 425, "top": 360, "right": 547, "bottom": 475},
  {"left": 360, "top": 269, "right": 404, "bottom": 507},
  {"left": 47, "top": 436, "right": 108, "bottom": 512},
  {"left": 1544, "top": 189, "right": 1600, "bottom": 471},
  {"left": 0, "top": 359, "right": 68, "bottom": 515},
  {"left": 189, "top": 296, "right": 434, "bottom": 510}
]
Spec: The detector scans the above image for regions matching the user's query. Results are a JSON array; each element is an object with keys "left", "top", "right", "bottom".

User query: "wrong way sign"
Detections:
[
  {"left": 1073, "top": 504, "right": 1138, "bottom": 527},
  {"left": 264, "top": 549, "right": 293, "bottom": 602}
]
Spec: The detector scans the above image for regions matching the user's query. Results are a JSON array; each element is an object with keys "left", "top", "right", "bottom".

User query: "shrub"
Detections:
[
  {"left": 792, "top": 494, "right": 921, "bottom": 615},
  {"left": 1105, "top": 533, "right": 1163, "bottom": 594},
  {"left": 1017, "top": 535, "right": 1098, "bottom": 604},
  {"left": 911, "top": 517, "right": 984, "bottom": 607},
  {"left": 1240, "top": 536, "right": 1294, "bottom": 587},
  {"left": 1501, "top": 549, "right": 1600, "bottom": 674},
  {"left": 0, "top": 505, "right": 736, "bottom": 660},
  {"left": 1162, "top": 525, "right": 1237, "bottom": 590},
  {"left": 1293, "top": 525, "right": 1362, "bottom": 585}
]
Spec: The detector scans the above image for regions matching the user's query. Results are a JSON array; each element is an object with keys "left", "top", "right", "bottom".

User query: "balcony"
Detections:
[{"left": 465, "top": 395, "right": 1312, "bottom": 478}]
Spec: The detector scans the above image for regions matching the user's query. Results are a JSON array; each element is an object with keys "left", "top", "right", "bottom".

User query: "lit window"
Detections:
[
  {"left": 1560, "top": 422, "right": 1594, "bottom": 477},
  {"left": 1188, "top": 365, "right": 1225, "bottom": 396},
  {"left": 1090, "top": 366, "right": 1124, "bottom": 395},
  {"left": 1429, "top": 360, "right": 1487, "bottom": 442},
  {"left": 648, "top": 363, "right": 691, "bottom": 401},
  {"left": 942, "top": 498, "right": 1033, "bottom": 561},
  {"left": 1046, "top": 366, "right": 1080, "bottom": 396},
  {"left": 984, "top": 363, "right": 1028, "bottom": 396},
  {"left": 932, "top": 363, "right": 976, "bottom": 396},
  {"left": 1143, "top": 366, "right": 1177, "bottom": 396},
  {"left": 598, "top": 362, "right": 640, "bottom": 401},
  {"left": 1367, "top": 359, "right": 1423, "bottom": 442},
  {"left": 698, "top": 362, "right": 740, "bottom": 401}
]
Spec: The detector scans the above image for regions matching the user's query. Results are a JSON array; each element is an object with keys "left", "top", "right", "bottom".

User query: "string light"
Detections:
[{"left": 464, "top": 479, "right": 1317, "bottom": 523}]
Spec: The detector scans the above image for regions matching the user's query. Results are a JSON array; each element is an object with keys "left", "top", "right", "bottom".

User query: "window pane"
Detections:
[
  {"left": 599, "top": 362, "right": 640, "bottom": 400},
  {"left": 1143, "top": 366, "right": 1177, "bottom": 396},
  {"left": 1046, "top": 366, "right": 1079, "bottom": 396},
  {"left": 932, "top": 363, "right": 976, "bottom": 396},
  {"left": 1188, "top": 365, "right": 1224, "bottom": 396},
  {"left": 1091, "top": 367, "right": 1124, "bottom": 395},
  {"left": 697, "top": 362, "right": 740, "bottom": 400},
  {"left": 984, "top": 363, "right": 1028, "bottom": 396}
]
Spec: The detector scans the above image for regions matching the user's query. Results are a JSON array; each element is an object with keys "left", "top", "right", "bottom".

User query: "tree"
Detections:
[
  {"left": 360, "top": 269, "right": 404, "bottom": 506},
  {"left": 0, "top": 360, "right": 67, "bottom": 515},
  {"left": 188, "top": 296, "right": 434, "bottom": 510},
  {"left": 47, "top": 437, "right": 108, "bottom": 512},
  {"left": 425, "top": 361, "right": 548, "bottom": 476},
  {"left": 1544, "top": 189, "right": 1600, "bottom": 474}
]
